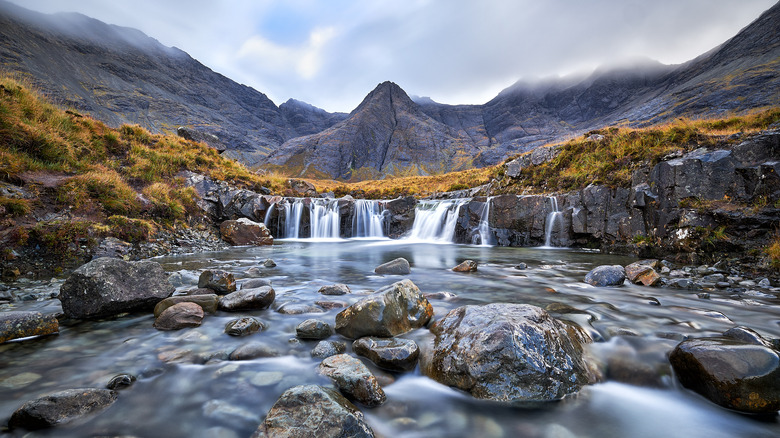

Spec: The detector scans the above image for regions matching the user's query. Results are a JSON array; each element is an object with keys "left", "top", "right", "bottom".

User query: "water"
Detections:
[
  {"left": 282, "top": 198, "right": 305, "bottom": 238},
  {"left": 475, "top": 197, "right": 494, "bottom": 246},
  {"left": 309, "top": 199, "right": 340, "bottom": 239},
  {"left": 2, "top": 241, "right": 779, "bottom": 437},
  {"left": 353, "top": 200, "right": 385, "bottom": 238},
  {"left": 543, "top": 196, "right": 563, "bottom": 248},
  {"left": 407, "top": 199, "right": 467, "bottom": 242}
]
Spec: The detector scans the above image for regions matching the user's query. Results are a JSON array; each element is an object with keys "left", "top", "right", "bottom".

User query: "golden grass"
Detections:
[{"left": 767, "top": 236, "right": 780, "bottom": 271}]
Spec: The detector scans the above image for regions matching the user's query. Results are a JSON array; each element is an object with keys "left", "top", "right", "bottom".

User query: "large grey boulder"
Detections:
[
  {"left": 59, "top": 258, "right": 174, "bottom": 319},
  {"left": 335, "top": 279, "right": 433, "bottom": 339},
  {"left": 0, "top": 311, "right": 59, "bottom": 344},
  {"left": 318, "top": 354, "right": 386, "bottom": 407},
  {"left": 8, "top": 388, "right": 118, "bottom": 430},
  {"left": 422, "top": 303, "right": 595, "bottom": 402},
  {"left": 374, "top": 257, "right": 411, "bottom": 275},
  {"left": 253, "top": 385, "right": 375, "bottom": 438},
  {"left": 584, "top": 265, "right": 626, "bottom": 287}
]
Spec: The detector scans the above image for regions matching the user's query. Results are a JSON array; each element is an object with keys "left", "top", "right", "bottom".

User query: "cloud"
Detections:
[{"left": 237, "top": 26, "right": 336, "bottom": 80}]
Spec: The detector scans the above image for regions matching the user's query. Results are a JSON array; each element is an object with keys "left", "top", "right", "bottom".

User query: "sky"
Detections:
[{"left": 9, "top": 0, "right": 777, "bottom": 113}]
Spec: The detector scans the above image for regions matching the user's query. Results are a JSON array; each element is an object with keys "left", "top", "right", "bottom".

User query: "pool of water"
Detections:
[{"left": 1, "top": 240, "right": 779, "bottom": 437}]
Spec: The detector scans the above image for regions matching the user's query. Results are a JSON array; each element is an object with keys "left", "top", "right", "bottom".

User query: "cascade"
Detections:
[
  {"left": 407, "top": 199, "right": 466, "bottom": 242},
  {"left": 283, "top": 198, "right": 305, "bottom": 238},
  {"left": 475, "top": 197, "right": 494, "bottom": 246},
  {"left": 543, "top": 196, "right": 563, "bottom": 247},
  {"left": 309, "top": 198, "right": 340, "bottom": 239},
  {"left": 352, "top": 200, "right": 385, "bottom": 238}
]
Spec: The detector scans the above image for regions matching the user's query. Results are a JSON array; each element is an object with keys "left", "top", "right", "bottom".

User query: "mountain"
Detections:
[{"left": 0, "top": 0, "right": 342, "bottom": 165}]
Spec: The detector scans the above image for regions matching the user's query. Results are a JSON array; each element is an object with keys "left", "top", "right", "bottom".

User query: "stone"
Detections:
[
  {"left": 218, "top": 286, "right": 275, "bottom": 311},
  {"left": 229, "top": 342, "right": 279, "bottom": 360},
  {"left": 224, "top": 317, "right": 264, "bottom": 336},
  {"left": 276, "top": 303, "right": 326, "bottom": 314},
  {"left": 584, "top": 265, "right": 625, "bottom": 287},
  {"left": 722, "top": 326, "right": 773, "bottom": 347},
  {"left": 422, "top": 303, "right": 594, "bottom": 402},
  {"left": 635, "top": 269, "right": 662, "bottom": 287},
  {"left": 353, "top": 337, "right": 420, "bottom": 372},
  {"left": 263, "top": 259, "right": 277, "bottom": 268},
  {"left": 312, "top": 340, "right": 347, "bottom": 359},
  {"left": 316, "top": 300, "right": 349, "bottom": 310},
  {"left": 319, "top": 283, "right": 351, "bottom": 295},
  {"left": 241, "top": 278, "right": 271, "bottom": 289},
  {"left": 153, "top": 294, "right": 219, "bottom": 317},
  {"left": 288, "top": 179, "right": 317, "bottom": 197},
  {"left": 296, "top": 319, "right": 333, "bottom": 340},
  {"left": 0, "top": 311, "right": 59, "bottom": 344},
  {"left": 758, "top": 278, "right": 771, "bottom": 288},
  {"left": 198, "top": 270, "right": 236, "bottom": 294},
  {"left": 106, "top": 374, "right": 136, "bottom": 390},
  {"left": 374, "top": 257, "right": 411, "bottom": 275},
  {"left": 59, "top": 258, "right": 174, "bottom": 319},
  {"left": 318, "top": 354, "right": 387, "bottom": 407},
  {"left": 254, "top": 385, "right": 375, "bottom": 437},
  {"left": 515, "top": 263, "right": 528, "bottom": 270},
  {"left": 335, "top": 279, "right": 433, "bottom": 339},
  {"left": 8, "top": 388, "right": 118, "bottom": 430},
  {"left": 669, "top": 337, "right": 780, "bottom": 413},
  {"left": 452, "top": 260, "right": 478, "bottom": 272},
  {"left": 154, "top": 302, "right": 204, "bottom": 330},
  {"left": 219, "top": 218, "right": 273, "bottom": 246}
]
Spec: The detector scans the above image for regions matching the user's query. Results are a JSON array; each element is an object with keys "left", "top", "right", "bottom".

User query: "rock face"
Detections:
[
  {"left": 423, "top": 303, "right": 594, "bottom": 402},
  {"left": 584, "top": 265, "right": 626, "bottom": 287},
  {"left": 254, "top": 385, "right": 375, "bottom": 438},
  {"left": 318, "top": 354, "right": 387, "bottom": 407},
  {"left": 669, "top": 336, "right": 780, "bottom": 413},
  {"left": 153, "top": 302, "right": 204, "bottom": 330},
  {"left": 219, "top": 218, "right": 273, "bottom": 246},
  {"left": 0, "top": 311, "right": 59, "bottom": 343},
  {"left": 153, "top": 294, "right": 219, "bottom": 317},
  {"left": 353, "top": 337, "right": 420, "bottom": 372},
  {"left": 198, "top": 270, "right": 236, "bottom": 294},
  {"left": 335, "top": 280, "right": 433, "bottom": 339},
  {"left": 374, "top": 258, "right": 411, "bottom": 275},
  {"left": 218, "top": 286, "right": 275, "bottom": 311},
  {"left": 59, "top": 258, "right": 174, "bottom": 319},
  {"left": 8, "top": 388, "right": 118, "bottom": 430}
]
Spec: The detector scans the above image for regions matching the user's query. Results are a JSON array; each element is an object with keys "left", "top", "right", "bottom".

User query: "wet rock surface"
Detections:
[
  {"left": 353, "top": 336, "right": 420, "bottom": 372},
  {"left": 0, "top": 311, "right": 59, "bottom": 343},
  {"left": 224, "top": 317, "right": 264, "bottom": 336},
  {"left": 319, "top": 283, "right": 351, "bottom": 295},
  {"left": 374, "top": 257, "right": 411, "bottom": 275},
  {"left": 153, "top": 302, "right": 204, "bottom": 330},
  {"left": 218, "top": 286, "right": 275, "bottom": 311},
  {"left": 335, "top": 279, "right": 433, "bottom": 339},
  {"left": 584, "top": 265, "right": 626, "bottom": 287},
  {"left": 318, "top": 354, "right": 387, "bottom": 407},
  {"left": 9, "top": 388, "right": 118, "bottom": 430},
  {"left": 423, "top": 303, "right": 594, "bottom": 402},
  {"left": 153, "top": 294, "right": 219, "bottom": 317},
  {"left": 219, "top": 218, "right": 273, "bottom": 246},
  {"left": 312, "top": 340, "right": 347, "bottom": 359},
  {"left": 295, "top": 319, "right": 333, "bottom": 340},
  {"left": 59, "top": 258, "right": 174, "bottom": 319},
  {"left": 198, "top": 270, "right": 237, "bottom": 294},
  {"left": 452, "top": 260, "right": 478, "bottom": 272}
]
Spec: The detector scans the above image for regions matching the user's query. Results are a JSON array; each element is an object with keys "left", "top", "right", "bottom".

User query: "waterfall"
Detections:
[
  {"left": 352, "top": 200, "right": 385, "bottom": 238},
  {"left": 309, "top": 199, "right": 340, "bottom": 239},
  {"left": 474, "top": 197, "right": 494, "bottom": 246},
  {"left": 407, "top": 199, "right": 466, "bottom": 242},
  {"left": 283, "top": 198, "right": 305, "bottom": 238},
  {"left": 543, "top": 196, "right": 563, "bottom": 247}
]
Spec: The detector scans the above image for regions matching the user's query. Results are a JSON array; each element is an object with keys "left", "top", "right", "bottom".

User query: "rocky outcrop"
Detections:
[
  {"left": 422, "top": 303, "right": 594, "bottom": 402},
  {"left": 59, "top": 258, "right": 174, "bottom": 319},
  {"left": 219, "top": 218, "right": 273, "bottom": 246},
  {"left": 384, "top": 196, "right": 417, "bottom": 239},
  {"left": 254, "top": 385, "right": 375, "bottom": 438},
  {"left": 8, "top": 388, "right": 118, "bottom": 430},
  {"left": 318, "top": 354, "right": 387, "bottom": 407},
  {"left": 176, "top": 127, "right": 226, "bottom": 153},
  {"left": 0, "top": 311, "right": 59, "bottom": 344},
  {"left": 335, "top": 279, "right": 433, "bottom": 339}
]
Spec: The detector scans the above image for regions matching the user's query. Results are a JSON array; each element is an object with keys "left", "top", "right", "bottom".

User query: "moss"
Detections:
[
  {"left": 106, "top": 215, "right": 155, "bottom": 243},
  {"left": 0, "top": 196, "right": 31, "bottom": 216}
]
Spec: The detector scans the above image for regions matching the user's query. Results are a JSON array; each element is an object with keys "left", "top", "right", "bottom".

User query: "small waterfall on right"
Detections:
[
  {"left": 407, "top": 199, "right": 466, "bottom": 242},
  {"left": 543, "top": 196, "right": 563, "bottom": 247}
]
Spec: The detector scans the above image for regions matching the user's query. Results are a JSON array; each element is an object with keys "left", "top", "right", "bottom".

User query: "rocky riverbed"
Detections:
[{"left": 1, "top": 240, "right": 779, "bottom": 437}]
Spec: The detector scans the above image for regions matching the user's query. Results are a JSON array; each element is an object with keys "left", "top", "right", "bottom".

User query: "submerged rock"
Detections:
[
  {"left": 254, "top": 385, "right": 375, "bottom": 438},
  {"left": 59, "top": 258, "right": 174, "bottom": 319},
  {"left": 224, "top": 317, "right": 264, "bottom": 336},
  {"left": 263, "top": 259, "right": 277, "bottom": 268},
  {"left": 153, "top": 302, "right": 204, "bottom": 331},
  {"left": 241, "top": 278, "right": 272, "bottom": 289},
  {"left": 219, "top": 218, "right": 273, "bottom": 246},
  {"left": 198, "top": 270, "right": 236, "bottom": 294},
  {"left": 296, "top": 319, "right": 333, "bottom": 340},
  {"left": 218, "top": 286, "right": 275, "bottom": 311},
  {"left": 0, "top": 311, "right": 59, "bottom": 344},
  {"left": 229, "top": 342, "right": 279, "bottom": 360},
  {"left": 669, "top": 336, "right": 780, "bottom": 413},
  {"left": 8, "top": 388, "right": 118, "bottom": 430},
  {"left": 353, "top": 337, "right": 420, "bottom": 372},
  {"left": 374, "top": 258, "right": 411, "bottom": 275},
  {"left": 422, "top": 303, "right": 594, "bottom": 402},
  {"left": 335, "top": 279, "right": 433, "bottom": 339},
  {"left": 106, "top": 374, "right": 136, "bottom": 390},
  {"left": 452, "top": 260, "right": 478, "bottom": 272},
  {"left": 153, "top": 294, "right": 219, "bottom": 317},
  {"left": 584, "top": 265, "right": 625, "bottom": 287},
  {"left": 318, "top": 354, "right": 387, "bottom": 407}
]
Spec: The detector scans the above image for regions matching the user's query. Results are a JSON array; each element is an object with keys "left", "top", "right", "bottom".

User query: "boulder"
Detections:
[
  {"left": 0, "top": 311, "right": 59, "bottom": 344},
  {"left": 335, "top": 279, "right": 433, "bottom": 339},
  {"left": 452, "top": 260, "right": 478, "bottom": 272},
  {"left": 624, "top": 261, "right": 662, "bottom": 287},
  {"left": 584, "top": 265, "right": 626, "bottom": 287},
  {"left": 312, "top": 340, "right": 347, "bottom": 359},
  {"left": 153, "top": 294, "right": 218, "bottom": 317},
  {"left": 219, "top": 218, "right": 273, "bottom": 246},
  {"left": 153, "top": 302, "right": 204, "bottom": 331},
  {"left": 229, "top": 342, "right": 279, "bottom": 360},
  {"left": 318, "top": 354, "right": 387, "bottom": 407},
  {"left": 218, "top": 286, "right": 275, "bottom": 311},
  {"left": 353, "top": 337, "right": 419, "bottom": 372},
  {"left": 8, "top": 388, "right": 118, "bottom": 430},
  {"left": 263, "top": 259, "right": 277, "bottom": 268},
  {"left": 198, "top": 270, "right": 236, "bottom": 294},
  {"left": 59, "top": 258, "right": 174, "bottom": 319},
  {"left": 422, "top": 303, "right": 594, "bottom": 402},
  {"left": 296, "top": 319, "right": 333, "bottom": 340},
  {"left": 224, "top": 317, "right": 264, "bottom": 336},
  {"left": 254, "top": 385, "right": 375, "bottom": 438},
  {"left": 669, "top": 336, "right": 780, "bottom": 413},
  {"left": 319, "top": 283, "right": 351, "bottom": 295},
  {"left": 374, "top": 257, "right": 411, "bottom": 275},
  {"left": 289, "top": 179, "right": 317, "bottom": 197}
]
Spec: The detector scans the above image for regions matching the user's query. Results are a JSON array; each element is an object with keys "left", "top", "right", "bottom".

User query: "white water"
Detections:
[
  {"left": 543, "top": 196, "right": 563, "bottom": 247},
  {"left": 283, "top": 199, "right": 305, "bottom": 238},
  {"left": 309, "top": 199, "right": 340, "bottom": 239},
  {"left": 407, "top": 199, "right": 467, "bottom": 242},
  {"left": 475, "top": 197, "right": 494, "bottom": 246},
  {"left": 352, "top": 199, "right": 385, "bottom": 238}
]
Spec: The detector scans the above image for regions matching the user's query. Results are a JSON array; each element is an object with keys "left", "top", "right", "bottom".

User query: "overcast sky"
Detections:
[{"left": 9, "top": 0, "right": 777, "bottom": 112}]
